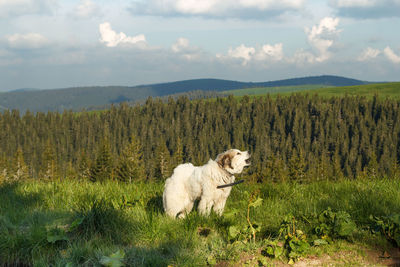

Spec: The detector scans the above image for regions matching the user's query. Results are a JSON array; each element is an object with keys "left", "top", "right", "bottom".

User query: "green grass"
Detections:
[
  {"left": 222, "top": 84, "right": 333, "bottom": 96},
  {"left": 0, "top": 178, "right": 399, "bottom": 266},
  {"left": 226, "top": 82, "right": 400, "bottom": 99},
  {"left": 291, "top": 82, "right": 400, "bottom": 99}
]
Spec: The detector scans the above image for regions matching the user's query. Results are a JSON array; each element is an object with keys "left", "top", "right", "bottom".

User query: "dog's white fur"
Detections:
[{"left": 163, "top": 149, "right": 250, "bottom": 218}]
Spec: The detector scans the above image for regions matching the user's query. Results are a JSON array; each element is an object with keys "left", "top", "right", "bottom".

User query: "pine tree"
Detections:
[
  {"left": 364, "top": 151, "right": 379, "bottom": 179},
  {"left": 391, "top": 160, "right": 400, "bottom": 179},
  {"left": 288, "top": 149, "right": 306, "bottom": 182},
  {"left": 89, "top": 139, "right": 113, "bottom": 182},
  {"left": 332, "top": 150, "right": 344, "bottom": 180},
  {"left": 115, "top": 134, "right": 145, "bottom": 182},
  {"left": 40, "top": 140, "right": 58, "bottom": 180},
  {"left": 11, "top": 148, "right": 28, "bottom": 181},
  {"left": 173, "top": 136, "right": 184, "bottom": 166},
  {"left": 77, "top": 152, "right": 91, "bottom": 180},
  {"left": 0, "top": 153, "right": 9, "bottom": 183},
  {"left": 316, "top": 152, "right": 330, "bottom": 181},
  {"left": 154, "top": 138, "right": 171, "bottom": 180},
  {"left": 262, "top": 154, "right": 287, "bottom": 183}
]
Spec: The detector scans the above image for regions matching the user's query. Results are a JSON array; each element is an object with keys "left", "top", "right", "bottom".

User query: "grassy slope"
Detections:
[
  {"left": 226, "top": 82, "right": 400, "bottom": 99},
  {"left": 222, "top": 84, "right": 332, "bottom": 96},
  {"left": 293, "top": 82, "right": 400, "bottom": 99},
  {"left": 1, "top": 178, "right": 399, "bottom": 266}
]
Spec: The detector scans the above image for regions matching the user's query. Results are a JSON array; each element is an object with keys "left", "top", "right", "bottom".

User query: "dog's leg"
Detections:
[
  {"left": 169, "top": 200, "right": 194, "bottom": 219},
  {"left": 184, "top": 201, "right": 194, "bottom": 214},
  {"left": 177, "top": 211, "right": 186, "bottom": 219},
  {"left": 213, "top": 198, "right": 227, "bottom": 216},
  {"left": 198, "top": 198, "right": 213, "bottom": 216}
]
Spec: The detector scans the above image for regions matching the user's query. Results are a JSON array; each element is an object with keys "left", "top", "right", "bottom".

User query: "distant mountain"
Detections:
[
  {"left": 9, "top": 88, "right": 40, "bottom": 93},
  {"left": 253, "top": 75, "right": 368, "bottom": 87},
  {"left": 148, "top": 75, "right": 368, "bottom": 95},
  {"left": 0, "top": 75, "right": 369, "bottom": 112}
]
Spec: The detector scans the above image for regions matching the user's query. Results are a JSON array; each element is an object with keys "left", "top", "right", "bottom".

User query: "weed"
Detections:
[
  {"left": 227, "top": 190, "right": 263, "bottom": 243},
  {"left": 312, "top": 207, "right": 357, "bottom": 241},
  {"left": 370, "top": 214, "right": 400, "bottom": 247},
  {"left": 261, "top": 209, "right": 357, "bottom": 263},
  {"left": 280, "top": 215, "right": 310, "bottom": 263}
]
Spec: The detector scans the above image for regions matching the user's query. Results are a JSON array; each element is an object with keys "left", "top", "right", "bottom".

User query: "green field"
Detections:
[
  {"left": 226, "top": 82, "right": 400, "bottom": 99},
  {"left": 1, "top": 178, "right": 400, "bottom": 266},
  {"left": 222, "top": 84, "right": 333, "bottom": 96}
]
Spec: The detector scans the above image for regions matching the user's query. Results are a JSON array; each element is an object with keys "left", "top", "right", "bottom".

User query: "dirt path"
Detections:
[
  {"left": 216, "top": 247, "right": 400, "bottom": 266},
  {"left": 293, "top": 248, "right": 400, "bottom": 267}
]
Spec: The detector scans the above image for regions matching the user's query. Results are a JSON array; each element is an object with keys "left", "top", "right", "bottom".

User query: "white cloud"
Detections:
[
  {"left": 99, "top": 22, "right": 146, "bottom": 48},
  {"left": 129, "top": 0, "right": 305, "bottom": 19},
  {"left": 6, "top": 33, "right": 49, "bottom": 49},
  {"left": 383, "top": 46, "right": 400, "bottom": 64},
  {"left": 173, "top": 0, "right": 220, "bottom": 15},
  {"left": 255, "top": 43, "right": 284, "bottom": 61},
  {"left": 357, "top": 47, "right": 381, "bottom": 61},
  {"left": 221, "top": 17, "right": 341, "bottom": 66},
  {"left": 305, "top": 17, "right": 341, "bottom": 62},
  {"left": 222, "top": 42, "right": 284, "bottom": 65},
  {"left": 330, "top": 0, "right": 400, "bottom": 18},
  {"left": 171, "top": 38, "right": 204, "bottom": 60},
  {"left": 227, "top": 44, "right": 256, "bottom": 65},
  {"left": 171, "top": 38, "right": 190, "bottom": 53},
  {"left": 290, "top": 49, "right": 316, "bottom": 64},
  {"left": 0, "top": 0, "right": 56, "bottom": 18},
  {"left": 355, "top": 46, "right": 400, "bottom": 64},
  {"left": 73, "top": 0, "right": 101, "bottom": 19},
  {"left": 238, "top": 0, "right": 303, "bottom": 9}
]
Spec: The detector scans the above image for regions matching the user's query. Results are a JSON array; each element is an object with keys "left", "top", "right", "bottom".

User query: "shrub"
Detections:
[{"left": 370, "top": 214, "right": 400, "bottom": 247}]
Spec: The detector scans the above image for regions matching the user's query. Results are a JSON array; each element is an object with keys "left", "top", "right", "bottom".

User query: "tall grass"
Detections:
[{"left": 0, "top": 178, "right": 399, "bottom": 266}]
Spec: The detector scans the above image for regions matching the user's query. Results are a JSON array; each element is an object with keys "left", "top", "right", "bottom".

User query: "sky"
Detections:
[{"left": 0, "top": 0, "right": 400, "bottom": 91}]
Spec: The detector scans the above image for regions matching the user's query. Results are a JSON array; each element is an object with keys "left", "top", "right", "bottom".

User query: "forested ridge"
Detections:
[
  {"left": 0, "top": 94, "right": 399, "bottom": 182},
  {"left": 0, "top": 75, "right": 366, "bottom": 112}
]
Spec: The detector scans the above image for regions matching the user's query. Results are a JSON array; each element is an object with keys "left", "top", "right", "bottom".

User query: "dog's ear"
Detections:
[
  {"left": 217, "top": 152, "right": 233, "bottom": 169},
  {"left": 216, "top": 153, "right": 224, "bottom": 167}
]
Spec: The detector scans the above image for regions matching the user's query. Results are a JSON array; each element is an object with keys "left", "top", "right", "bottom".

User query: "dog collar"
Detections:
[{"left": 217, "top": 179, "right": 244, "bottom": 189}]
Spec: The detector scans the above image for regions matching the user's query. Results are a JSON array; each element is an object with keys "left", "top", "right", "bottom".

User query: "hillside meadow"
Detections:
[
  {"left": 1, "top": 177, "right": 400, "bottom": 266},
  {"left": 222, "top": 84, "right": 333, "bottom": 96},
  {"left": 228, "top": 82, "right": 400, "bottom": 99}
]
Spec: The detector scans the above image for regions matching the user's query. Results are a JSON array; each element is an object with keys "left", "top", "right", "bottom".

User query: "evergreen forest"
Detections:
[{"left": 0, "top": 94, "right": 399, "bottom": 183}]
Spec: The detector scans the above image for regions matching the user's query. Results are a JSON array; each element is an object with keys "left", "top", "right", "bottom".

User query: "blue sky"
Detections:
[{"left": 0, "top": 0, "right": 399, "bottom": 91}]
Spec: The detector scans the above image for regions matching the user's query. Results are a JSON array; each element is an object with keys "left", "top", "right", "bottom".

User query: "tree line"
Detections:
[{"left": 0, "top": 94, "right": 399, "bottom": 183}]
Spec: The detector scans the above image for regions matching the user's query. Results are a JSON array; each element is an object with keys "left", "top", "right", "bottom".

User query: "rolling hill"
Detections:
[{"left": 0, "top": 75, "right": 369, "bottom": 112}]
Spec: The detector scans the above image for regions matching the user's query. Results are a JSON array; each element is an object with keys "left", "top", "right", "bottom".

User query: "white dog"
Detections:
[{"left": 163, "top": 149, "right": 251, "bottom": 218}]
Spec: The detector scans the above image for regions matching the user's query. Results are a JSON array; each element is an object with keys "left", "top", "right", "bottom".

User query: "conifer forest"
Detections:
[{"left": 1, "top": 94, "right": 399, "bottom": 183}]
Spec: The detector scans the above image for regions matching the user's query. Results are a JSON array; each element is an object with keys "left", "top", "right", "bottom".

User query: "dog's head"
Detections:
[{"left": 216, "top": 149, "right": 251, "bottom": 174}]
